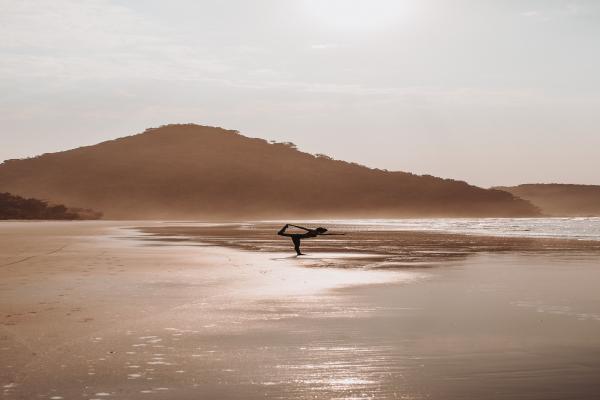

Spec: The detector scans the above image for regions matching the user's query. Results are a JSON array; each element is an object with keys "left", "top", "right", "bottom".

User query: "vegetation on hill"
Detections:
[
  {"left": 495, "top": 184, "right": 600, "bottom": 216},
  {"left": 0, "top": 124, "right": 539, "bottom": 219},
  {"left": 0, "top": 192, "right": 102, "bottom": 220}
]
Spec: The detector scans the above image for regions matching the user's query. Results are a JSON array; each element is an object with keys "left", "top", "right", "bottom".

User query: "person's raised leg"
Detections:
[{"left": 278, "top": 224, "right": 290, "bottom": 236}]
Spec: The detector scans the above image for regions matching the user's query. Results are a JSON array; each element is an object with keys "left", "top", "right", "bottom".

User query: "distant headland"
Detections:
[{"left": 495, "top": 184, "right": 600, "bottom": 217}]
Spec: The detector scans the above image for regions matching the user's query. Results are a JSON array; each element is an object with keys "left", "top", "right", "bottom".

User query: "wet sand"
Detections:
[{"left": 2, "top": 221, "right": 600, "bottom": 399}]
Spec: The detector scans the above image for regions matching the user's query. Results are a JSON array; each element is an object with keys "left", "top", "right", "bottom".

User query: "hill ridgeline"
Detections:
[{"left": 0, "top": 124, "right": 540, "bottom": 219}]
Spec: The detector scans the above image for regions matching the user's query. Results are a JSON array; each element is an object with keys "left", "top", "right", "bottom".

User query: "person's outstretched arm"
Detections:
[
  {"left": 322, "top": 233, "right": 346, "bottom": 235},
  {"left": 288, "top": 224, "right": 312, "bottom": 232}
]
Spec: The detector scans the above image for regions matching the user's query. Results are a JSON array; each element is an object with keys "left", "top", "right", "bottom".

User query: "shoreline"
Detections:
[{"left": 137, "top": 221, "right": 600, "bottom": 270}]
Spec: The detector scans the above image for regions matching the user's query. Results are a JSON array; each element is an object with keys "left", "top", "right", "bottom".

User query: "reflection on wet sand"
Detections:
[{"left": 131, "top": 222, "right": 600, "bottom": 399}]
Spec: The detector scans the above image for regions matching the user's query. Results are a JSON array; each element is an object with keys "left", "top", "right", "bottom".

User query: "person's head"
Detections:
[{"left": 315, "top": 227, "right": 328, "bottom": 234}]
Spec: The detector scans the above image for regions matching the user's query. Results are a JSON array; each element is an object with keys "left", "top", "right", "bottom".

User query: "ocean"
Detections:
[{"left": 296, "top": 217, "right": 600, "bottom": 240}]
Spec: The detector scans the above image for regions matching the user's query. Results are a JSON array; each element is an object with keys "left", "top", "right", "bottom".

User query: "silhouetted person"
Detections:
[{"left": 277, "top": 224, "right": 343, "bottom": 255}]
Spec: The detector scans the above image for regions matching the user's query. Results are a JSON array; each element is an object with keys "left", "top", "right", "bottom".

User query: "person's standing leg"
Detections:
[{"left": 292, "top": 235, "right": 302, "bottom": 255}]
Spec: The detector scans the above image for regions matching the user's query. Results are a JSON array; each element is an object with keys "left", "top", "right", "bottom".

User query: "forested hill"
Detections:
[{"left": 0, "top": 124, "right": 539, "bottom": 219}]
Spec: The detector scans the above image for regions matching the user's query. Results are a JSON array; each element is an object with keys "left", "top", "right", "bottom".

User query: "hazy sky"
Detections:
[{"left": 2, "top": 0, "right": 599, "bottom": 187}]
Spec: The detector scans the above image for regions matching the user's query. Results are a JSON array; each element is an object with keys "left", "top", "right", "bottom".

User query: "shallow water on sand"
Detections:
[
  {"left": 140, "top": 220, "right": 600, "bottom": 270},
  {"left": 157, "top": 217, "right": 600, "bottom": 240}
]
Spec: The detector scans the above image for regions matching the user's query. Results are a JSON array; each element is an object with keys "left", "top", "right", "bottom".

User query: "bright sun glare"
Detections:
[{"left": 303, "top": 0, "right": 413, "bottom": 32}]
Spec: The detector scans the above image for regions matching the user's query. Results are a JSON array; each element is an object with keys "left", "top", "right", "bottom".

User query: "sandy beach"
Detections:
[{"left": 2, "top": 221, "right": 600, "bottom": 399}]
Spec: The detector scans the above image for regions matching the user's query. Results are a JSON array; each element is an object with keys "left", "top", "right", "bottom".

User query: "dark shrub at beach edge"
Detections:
[{"left": 0, "top": 192, "right": 102, "bottom": 220}]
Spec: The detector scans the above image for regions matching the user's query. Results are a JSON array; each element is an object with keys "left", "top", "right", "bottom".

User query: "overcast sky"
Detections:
[{"left": 2, "top": 0, "right": 599, "bottom": 187}]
